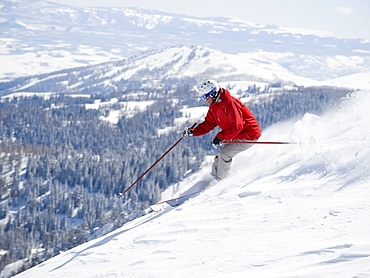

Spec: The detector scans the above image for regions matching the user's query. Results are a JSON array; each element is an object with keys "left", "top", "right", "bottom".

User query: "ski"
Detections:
[{"left": 150, "top": 191, "right": 201, "bottom": 212}]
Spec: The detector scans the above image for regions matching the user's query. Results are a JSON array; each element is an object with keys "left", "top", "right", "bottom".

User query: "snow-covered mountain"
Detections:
[
  {"left": 1, "top": 0, "right": 370, "bottom": 87},
  {"left": 1, "top": 45, "right": 369, "bottom": 97},
  {"left": 10, "top": 89, "right": 370, "bottom": 278},
  {"left": 0, "top": 45, "right": 310, "bottom": 95}
]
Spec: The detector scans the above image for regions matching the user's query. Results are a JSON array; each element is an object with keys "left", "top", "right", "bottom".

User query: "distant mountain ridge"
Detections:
[
  {"left": 1, "top": 0, "right": 370, "bottom": 83},
  {"left": 1, "top": 44, "right": 369, "bottom": 96}
]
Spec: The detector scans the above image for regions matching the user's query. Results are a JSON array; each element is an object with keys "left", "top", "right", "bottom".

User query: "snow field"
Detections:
[{"left": 14, "top": 91, "right": 370, "bottom": 278}]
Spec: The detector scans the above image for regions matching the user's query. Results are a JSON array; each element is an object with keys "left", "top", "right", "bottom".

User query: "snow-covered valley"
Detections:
[{"left": 12, "top": 90, "right": 370, "bottom": 278}]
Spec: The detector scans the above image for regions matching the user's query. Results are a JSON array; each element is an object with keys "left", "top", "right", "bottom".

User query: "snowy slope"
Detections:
[
  {"left": 12, "top": 90, "right": 370, "bottom": 278},
  {"left": 322, "top": 71, "right": 370, "bottom": 90}
]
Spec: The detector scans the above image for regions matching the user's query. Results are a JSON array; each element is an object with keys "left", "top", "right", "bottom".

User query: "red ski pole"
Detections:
[
  {"left": 223, "top": 141, "right": 300, "bottom": 145},
  {"left": 118, "top": 123, "right": 197, "bottom": 198}
]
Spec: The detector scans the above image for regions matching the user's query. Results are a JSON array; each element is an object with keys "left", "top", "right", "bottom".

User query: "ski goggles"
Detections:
[{"left": 201, "top": 87, "right": 217, "bottom": 100}]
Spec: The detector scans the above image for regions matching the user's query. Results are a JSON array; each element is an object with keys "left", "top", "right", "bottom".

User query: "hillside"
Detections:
[
  {"left": 1, "top": 45, "right": 369, "bottom": 97},
  {"left": 11, "top": 90, "right": 370, "bottom": 278},
  {"left": 0, "top": 46, "right": 313, "bottom": 96},
  {"left": 0, "top": 85, "right": 353, "bottom": 277}
]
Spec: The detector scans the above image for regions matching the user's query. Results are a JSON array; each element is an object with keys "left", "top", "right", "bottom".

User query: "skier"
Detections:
[{"left": 183, "top": 80, "right": 261, "bottom": 182}]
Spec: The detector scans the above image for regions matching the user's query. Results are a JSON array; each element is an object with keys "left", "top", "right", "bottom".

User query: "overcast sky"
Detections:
[{"left": 49, "top": 0, "right": 370, "bottom": 40}]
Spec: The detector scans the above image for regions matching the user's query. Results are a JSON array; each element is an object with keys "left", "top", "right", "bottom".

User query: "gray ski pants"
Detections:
[{"left": 211, "top": 139, "right": 257, "bottom": 180}]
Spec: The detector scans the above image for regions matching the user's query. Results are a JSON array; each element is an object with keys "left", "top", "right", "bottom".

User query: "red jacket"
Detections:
[{"left": 193, "top": 88, "right": 261, "bottom": 141}]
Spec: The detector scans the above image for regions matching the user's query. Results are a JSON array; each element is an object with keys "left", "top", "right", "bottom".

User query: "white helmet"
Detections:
[{"left": 198, "top": 80, "right": 220, "bottom": 100}]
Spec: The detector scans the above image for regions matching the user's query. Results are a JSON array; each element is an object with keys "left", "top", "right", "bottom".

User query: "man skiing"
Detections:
[{"left": 183, "top": 80, "right": 261, "bottom": 181}]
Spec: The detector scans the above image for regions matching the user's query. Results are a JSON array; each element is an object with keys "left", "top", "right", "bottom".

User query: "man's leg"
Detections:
[
  {"left": 212, "top": 140, "right": 256, "bottom": 180},
  {"left": 211, "top": 155, "right": 220, "bottom": 179}
]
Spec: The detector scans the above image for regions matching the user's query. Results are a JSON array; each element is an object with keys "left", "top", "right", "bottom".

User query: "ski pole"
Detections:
[
  {"left": 223, "top": 141, "right": 300, "bottom": 145},
  {"left": 118, "top": 122, "right": 197, "bottom": 198}
]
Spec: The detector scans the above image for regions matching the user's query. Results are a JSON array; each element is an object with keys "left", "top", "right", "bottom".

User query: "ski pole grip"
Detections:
[{"left": 191, "top": 122, "right": 197, "bottom": 129}]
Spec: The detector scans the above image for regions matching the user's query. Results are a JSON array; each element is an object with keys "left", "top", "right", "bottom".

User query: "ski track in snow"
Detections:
[{"left": 14, "top": 91, "right": 370, "bottom": 278}]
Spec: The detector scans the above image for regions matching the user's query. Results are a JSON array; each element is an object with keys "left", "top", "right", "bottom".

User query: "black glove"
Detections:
[
  {"left": 212, "top": 137, "right": 223, "bottom": 148},
  {"left": 183, "top": 127, "right": 194, "bottom": 137}
]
